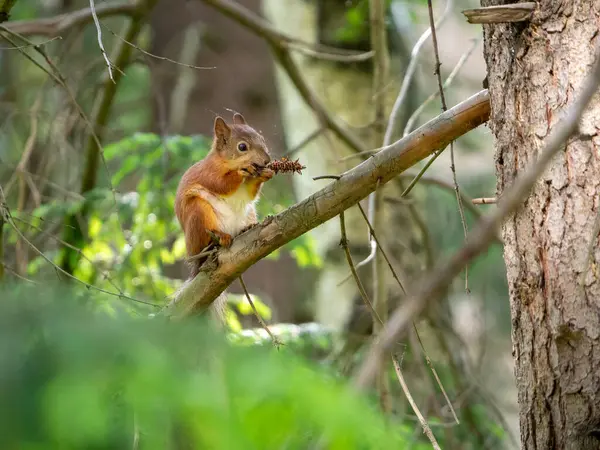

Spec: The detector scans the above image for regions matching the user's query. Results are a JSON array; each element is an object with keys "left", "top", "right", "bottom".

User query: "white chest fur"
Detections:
[{"left": 199, "top": 184, "right": 257, "bottom": 236}]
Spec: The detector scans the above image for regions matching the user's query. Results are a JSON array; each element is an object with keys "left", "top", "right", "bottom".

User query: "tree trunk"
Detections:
[{"left": 481, "top": 1, "right": 600, "bottom": 448}]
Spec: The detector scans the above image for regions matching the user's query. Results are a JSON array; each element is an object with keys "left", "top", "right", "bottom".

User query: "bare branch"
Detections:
[
  {"left": 472, "top": 197, "right": 497, "bottom": 205},
  {"left": 163, "top": 90, "right": 490, "bottom": 318},
  {"left": 3, "top": 1, "right": 139, "bottom": 36},
  {"left": 383, "top": 0, "right": 454, "bottom": 146},
  {"left": 462, "top": 3, "right": 536, "bottom": 24},
  {"left": 102, "top": 23, "right": 216, "bottom": 70},
  {"left": 404, "top": 38, "right": 480, "bottom": 136},
  {"left": 238, "top": 275, "right": 281, "bottom": 348},
  {"left": 89, "top": 0, "right": 115, "bottom": 82},
  {"left": 392, "top": 357, "right": 442, "bottom": 449},
  {"left": 426, "top": 0, "right": 470, "bottom": 293}
]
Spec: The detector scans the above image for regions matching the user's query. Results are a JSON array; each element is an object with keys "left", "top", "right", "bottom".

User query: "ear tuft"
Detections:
[
  {"left": 232, "top": 113, "right": 247, "bottom": 125},
  {"left": 214, "top": 116, "right": 231, "bottom": 141}
]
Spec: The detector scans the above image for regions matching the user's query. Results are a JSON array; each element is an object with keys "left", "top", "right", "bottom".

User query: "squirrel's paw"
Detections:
[
  {"left": 208, "top": 230, "right": 233, "bottom": 248},
  {"left": 239, "top": 164, "right": 259, "bottom": 177},
  {"left": 257, "top": 167, "right": 275, "bottom": 182}
]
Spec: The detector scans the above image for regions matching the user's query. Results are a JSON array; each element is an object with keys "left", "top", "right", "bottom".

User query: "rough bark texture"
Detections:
[{"left": 481, "top": 1, "right": 600, "bottom": 448}]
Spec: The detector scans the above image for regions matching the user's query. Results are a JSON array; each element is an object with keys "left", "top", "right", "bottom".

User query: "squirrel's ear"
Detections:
[
  {"left": 232, "top": 113, "right": 247, "bottom": 125},
  {"left": 214, "top": 116, "right": 231, "bottom": 140}
]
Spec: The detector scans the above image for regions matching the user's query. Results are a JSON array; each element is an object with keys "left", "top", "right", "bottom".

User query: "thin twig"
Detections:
[
  {"left": 238, "top": 275, "right": 281, "bottom": 348},
  {"left": 312, "top": 175, "right": 340, "bottom": 181},
  {"left": 370, "top": 0, "right": 389, "bottom": 325},
  {"left": 412, "top": 324, "right": 460, "bottom": 424},
  {"left": 1, "top": 162, "right": 83, "bottom": 200},
  {"left": 356, "top": 202, "right": 459, "bottom": 425},
  {"left": 0, "top": 35, "right": 60, "bottom": 49},
  {"left": 0, "top": 261, "right": 37, "bottom": 283},
  {"left": 9, "top": 216, "right": 134, "bottom": 302},
  {"left": 3, "top": 1, "right": 139, "bottom": 36},
  {"left": 383, "top": 0, "right": 454, "bottom": 146},
  {"left": 392, "top": 356, "right": 442, "bottom": 449},
  {"left": 401, "top": 149, "right": 444, "bottom": 197},
  {"left": 89, "top": 0, "right": 115, "bottom": 82},
  {"left": 401, "top": 173, "right": 482, "bottom": 219},
  {"left": 355, "top": 47, "right": 600, "bottom": 389},
  {"left": 472, "top": 197, "right": 497, "bottom": 205},
  {"left": 102, "top": 23, "right": 216, "bottom": 70},
  {"left": 288, "top": 43, "right": 374, "bottom": 63},
  {"left": 339, "top": 211, "right": 382, "bottom": 325},
  {"left": 404, "top": 38, "right": 480, "bottom": 136},
  {"left": 427, "top": 0, "right": 470, "bottom": 293},
  {"left": 356, "top": 203, "right": 406, "bottom": 293},
  {"left": 186, "top": 248, "right": 217, "bottom": 262},
  {"left": 340, "top": 211, "right": 440, "bottom": 448}
]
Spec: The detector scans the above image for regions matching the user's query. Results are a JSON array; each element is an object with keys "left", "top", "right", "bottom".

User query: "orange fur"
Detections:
[{"left": 179, "top": 152, "right": 243, "bottom": 198}]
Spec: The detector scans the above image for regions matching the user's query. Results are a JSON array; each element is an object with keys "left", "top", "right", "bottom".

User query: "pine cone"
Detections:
[{"left": 267, "top": 157, "right": 306, "bottom": 175}]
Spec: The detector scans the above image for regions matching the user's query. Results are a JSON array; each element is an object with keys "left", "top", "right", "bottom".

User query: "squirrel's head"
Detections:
[{"left": 211, "top": 113, "right": 271, "bottom": 169}]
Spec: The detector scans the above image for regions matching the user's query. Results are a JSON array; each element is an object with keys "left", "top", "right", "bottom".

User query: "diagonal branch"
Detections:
[
  {"left": 164, "top": 90, "right": 490, "bottom": 318},
  {"left": 2, "top": 1, "right": 139, "bottom": 36}
]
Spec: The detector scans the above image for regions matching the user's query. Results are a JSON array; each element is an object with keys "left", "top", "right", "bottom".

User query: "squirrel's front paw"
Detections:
[
  {"left": 208, "top": 230, "right": 233, "bottom": 248},
  {"left": 257, "top": 167, "right": 275, "bottom": 182},
  {"left": 239, "top": 164, "right": 259, "bottom": 177}
]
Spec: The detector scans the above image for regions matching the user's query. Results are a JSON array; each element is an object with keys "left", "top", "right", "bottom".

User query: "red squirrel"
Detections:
[{"left": 175, "top": 113, "right": 274, "bottom": 279}]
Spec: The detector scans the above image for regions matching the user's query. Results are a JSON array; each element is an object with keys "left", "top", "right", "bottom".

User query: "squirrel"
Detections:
[{"left": 174, "top": 113, "right": 274, "bottom": 298}]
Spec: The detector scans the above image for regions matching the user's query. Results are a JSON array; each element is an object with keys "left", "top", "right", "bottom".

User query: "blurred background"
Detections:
[{"left": 0, "top": 0, "right": 518, "bottom": 448}]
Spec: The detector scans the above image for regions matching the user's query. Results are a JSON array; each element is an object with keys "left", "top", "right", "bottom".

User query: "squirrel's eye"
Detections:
[{"left": 237, "top": 142, "right": 248, "bottom": 152}]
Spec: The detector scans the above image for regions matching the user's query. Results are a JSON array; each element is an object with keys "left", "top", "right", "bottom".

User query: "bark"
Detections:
[{"left": 481, "top": 1, "right": 600, "bottom": 448}]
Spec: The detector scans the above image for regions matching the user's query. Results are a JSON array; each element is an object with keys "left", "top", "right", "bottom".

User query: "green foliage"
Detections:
[
  {"left": 334, "top": 0, "right": 395, "bottom": 45},
  {"left": 20, "top": 132, "right": 321, "bottom": 318},
  {"left": 0, "top": 284, "right": 425, "bottom": 449}
]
